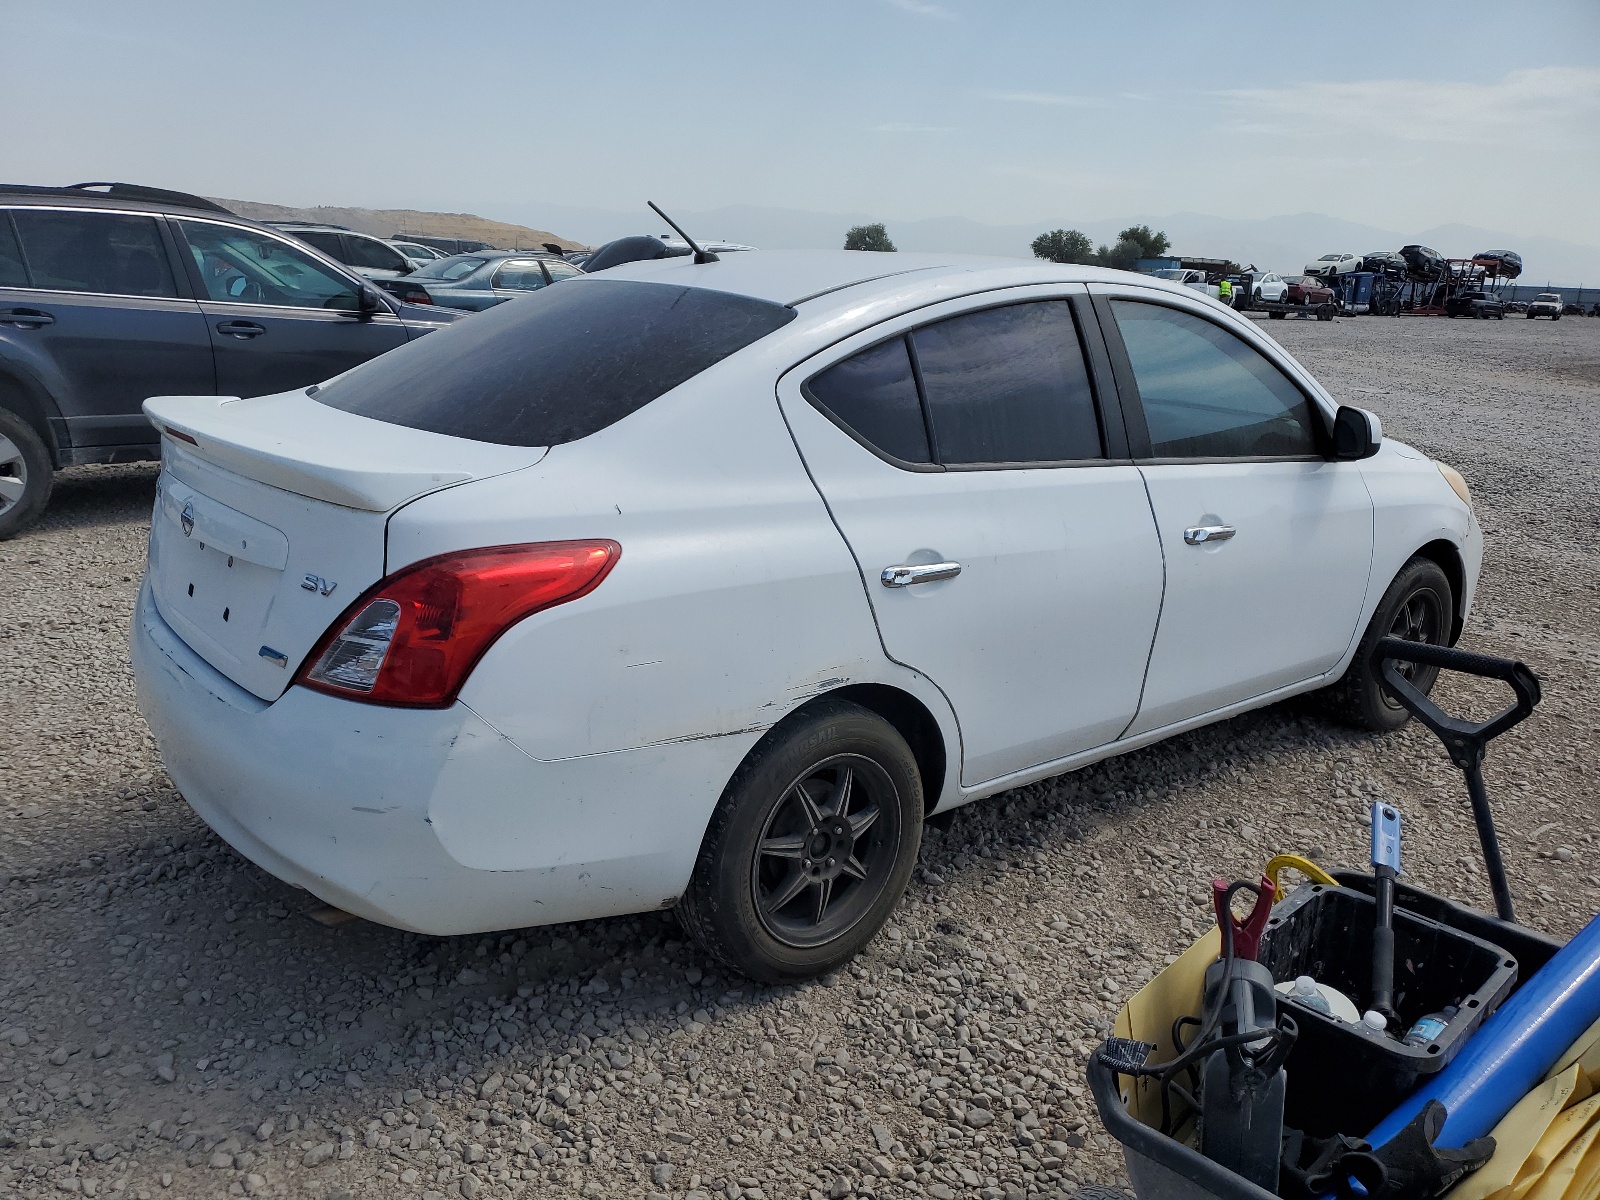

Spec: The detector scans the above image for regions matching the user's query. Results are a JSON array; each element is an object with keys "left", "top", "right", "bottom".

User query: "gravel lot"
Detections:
[{"left": 1, "top": 314, "right": 1596, "bottom": 1200}]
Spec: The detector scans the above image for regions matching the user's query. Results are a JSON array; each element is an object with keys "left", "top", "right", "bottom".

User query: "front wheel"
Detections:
[
  {"left": 1321, "top": 556, "right": 1454, "bottom": 732},
  {"left": 676, "top": 700, "right": 923, "bottom": 982},
  {"left": 0, "top": 408, "right": 53, "bottom": 541}
]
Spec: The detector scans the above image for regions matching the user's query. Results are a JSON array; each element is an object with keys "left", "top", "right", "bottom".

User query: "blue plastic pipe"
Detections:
[{"left": 1366, "top": 910, "right": 1600, "bottom": 1149}]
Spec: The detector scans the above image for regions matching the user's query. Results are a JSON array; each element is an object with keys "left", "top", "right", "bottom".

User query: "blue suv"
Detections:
[{"left": 0, "top": 183, "right": 457, "bottom": 537}]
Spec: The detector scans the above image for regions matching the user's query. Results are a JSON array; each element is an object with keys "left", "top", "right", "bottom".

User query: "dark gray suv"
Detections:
[{"left": 0, "top": 183, "right": 458, "bottom": 538}]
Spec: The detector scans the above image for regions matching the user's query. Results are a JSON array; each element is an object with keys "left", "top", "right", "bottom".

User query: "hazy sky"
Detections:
[{"left": 4, "top": 0, "right": 1597, "bottom": 245}]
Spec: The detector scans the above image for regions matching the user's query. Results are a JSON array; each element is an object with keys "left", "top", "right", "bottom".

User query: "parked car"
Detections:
[
  {"left": 1150, "top": 267, "right": 1210, "bottom": 293},
  {"left": 1283, "top": 275, "right": 1336, "bottom": 306},
  {"left": 1527, "top": 293, "right": 1563, "bottom": 319},
  {"left": 660, "top": 236, "right": 757, "bottom": 255},
  {"left": 396, "top": 251, "right": 584, "bottom": 311},
  {"left": 1561, "top": 302, "right": 1584, "bottom": 316},
  {"left": 1445, "top": 290, "right": 1506, "bottom": 319},
  {"left": 1304, "top": 253, "right": 1360, "bottom": 278},
  {"left": 131, "top": 251, "right": 1480, "bottom": 980},
  {"left": 1506, "top": 301, "right": 1530, "bottom": 314},
  {"left": 0, "top": 182, "right": 456, "bottom": 538},
  {"left": 1400, "top": 245, "right": 1448, "bottom": 281},
  {"left": 1361, "top": 251, "right": 1407, "bottom": 276},
  {"left": 388, "top": 240, "right": 448, "bottom": 267},
  {"left": 1241, "top": 271, "right": 1289, "bottom": 304},
  {"left": 265, "top": 223, "right": 416, "bottom": 280}
]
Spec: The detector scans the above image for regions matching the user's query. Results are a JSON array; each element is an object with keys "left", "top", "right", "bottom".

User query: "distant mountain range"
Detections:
[{"left": 498, "top": 201, "right": 1600, "bottom": 285}]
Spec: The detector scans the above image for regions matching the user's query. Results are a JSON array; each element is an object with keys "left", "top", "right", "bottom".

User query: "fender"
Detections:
[{"left": 0, "top": 342, "right": 71, "bottom": 458}]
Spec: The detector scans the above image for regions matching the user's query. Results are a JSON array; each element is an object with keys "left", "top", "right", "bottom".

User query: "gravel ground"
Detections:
[{"left": 1, "top": 314, "right": 1596, "bottom": 1200}]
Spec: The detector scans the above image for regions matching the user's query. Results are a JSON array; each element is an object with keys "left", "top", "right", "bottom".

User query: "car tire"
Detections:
[
  {"left": 676, "top": 699, "right": 924, "bottom": 982},
  {"left": 0, "top": 408, "right": 53, "bottom": 541},
  {"left": 1321, "top": 556, "right": 1454, "bottom": 733}
]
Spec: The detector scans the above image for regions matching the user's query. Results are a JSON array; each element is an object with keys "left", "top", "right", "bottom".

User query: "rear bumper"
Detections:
[{"left": 131, "top": 582, "right": 751, "bottom": 935}]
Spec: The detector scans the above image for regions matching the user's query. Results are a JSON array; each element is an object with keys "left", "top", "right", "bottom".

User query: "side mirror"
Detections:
[
  {"left": 356, "top": 285, "right": 382, "bottom": 322},
  {"left": 1333, "top": 405, "right": 1382, "bottom": 460}
]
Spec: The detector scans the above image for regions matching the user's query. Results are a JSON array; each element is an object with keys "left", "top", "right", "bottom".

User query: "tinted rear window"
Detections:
[
  {"left": 10, "top": 210, "right": 177, "bottom": 297},
  {"left": 312, "top": 279, "right": 796, "bottom": 447},
  {"left": 807, "top": 336, "right": 930, "bottom": 464}
]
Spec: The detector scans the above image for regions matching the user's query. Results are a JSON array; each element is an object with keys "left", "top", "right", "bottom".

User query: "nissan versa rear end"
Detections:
[{"left": 133, "top": 251, "right": 1481, "bottom": 982}]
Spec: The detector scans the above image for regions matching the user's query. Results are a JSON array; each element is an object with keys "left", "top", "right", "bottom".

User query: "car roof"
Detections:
[{"left": 584, "top": 249, "right": 1152, "bottom": 308}]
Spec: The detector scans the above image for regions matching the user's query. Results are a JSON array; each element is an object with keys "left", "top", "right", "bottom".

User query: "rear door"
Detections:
[
  {"left": 1, "top": 207, "right": 212, "bottom": 452},
  {"left": 1090, "top": 286, "right": 1374, "bottom": 735},
  {"left": 778, "top": 287, "right": 1164, "bottom": 786},
  {"left": 171, "top": 217, "right": 408, "bottom": 397}
]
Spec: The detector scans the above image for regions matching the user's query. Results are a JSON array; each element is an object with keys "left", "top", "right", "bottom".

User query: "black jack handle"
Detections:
[{"left": 1374, "top": 637, "right": 1541, "bottom": 922}]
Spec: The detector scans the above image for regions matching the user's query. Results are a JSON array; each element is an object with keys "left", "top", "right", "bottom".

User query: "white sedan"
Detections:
[
  {"left": 1304, "top": 253, "right": 1361, "bottom": 277},
  {"left": 1249, "top": 271, "right": 1290, "bottom": 302},
  {"left": 132, "top": 251, "right": 1481, "bottom": 982}
]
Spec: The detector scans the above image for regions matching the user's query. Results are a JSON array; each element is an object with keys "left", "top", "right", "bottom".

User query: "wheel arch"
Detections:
[
  {"left": 1412, "top": 538, "right": 1466, "bottom": 644},
  {"left": 0, "top": 365, "right": 62, "bottom": 461},
  {"left": 749, "top": 683, "right": 949, "bottom": 813}
]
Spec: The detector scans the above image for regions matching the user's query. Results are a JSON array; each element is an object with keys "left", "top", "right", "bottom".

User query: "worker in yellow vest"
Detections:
[{"left": 1217, "top": 277, "right": 1234, "bottom": 306}]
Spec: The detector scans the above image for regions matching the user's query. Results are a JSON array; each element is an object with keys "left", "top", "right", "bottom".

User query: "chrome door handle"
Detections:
[
  {"left": 881, "top": 561, "right": 962, "bottom": 588},
  {"left": 1184, "top": 525, "right": 1236, "bottom": 545}
]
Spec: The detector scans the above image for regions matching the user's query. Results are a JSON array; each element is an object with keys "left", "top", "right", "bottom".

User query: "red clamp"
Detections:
[{"left": 1212, "top": 876, "right": 1275, "bottom": 962}]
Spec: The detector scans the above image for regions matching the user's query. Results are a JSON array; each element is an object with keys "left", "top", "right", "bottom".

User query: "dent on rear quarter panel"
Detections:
[{"left": 392, "top": 349, "right": 901, "bottom": 762}]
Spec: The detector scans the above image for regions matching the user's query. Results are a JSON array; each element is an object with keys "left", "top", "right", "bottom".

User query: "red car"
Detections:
[{"left": 1284, "top": 275, "right": 1335, "bottom": 306}]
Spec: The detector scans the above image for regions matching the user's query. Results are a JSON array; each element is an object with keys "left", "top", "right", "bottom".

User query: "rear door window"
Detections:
[
  {"left": 10, "top": 209, "right": 178, "bottom": 297},
  {"left": 1109, "top": 300, "right": 1318, "bottom": 458},
  {"left": 910, "top": 301, "right": 1102, "bottom": 464},
  {"left": 490, "top": 260, "right": 549, "bottom": 292},
  {"left": 294, "top": 230, "right": 347, "bottom": 260},
  {"left": 312, "top": 279, "right": 796, "bottom": 447},
  {"left": 343, "top": 236, "right": 410, "bottom": 272},
  {"left": 806, "top": 336, "right": 931, "bottom": 464}
]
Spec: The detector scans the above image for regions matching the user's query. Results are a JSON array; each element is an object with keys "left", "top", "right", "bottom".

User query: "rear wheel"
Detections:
[
  {"left": 676, "top": 700, "right": 923, "bottom": 982},
  {"left": 1322, "top": 556, "right": 1453, "bottom": 732},
  {"left": 0, "top": 409, "right": 53, "bottom": 541}
]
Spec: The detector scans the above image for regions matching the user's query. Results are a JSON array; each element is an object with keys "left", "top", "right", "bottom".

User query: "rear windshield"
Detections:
[
  {"left": 413, "top": 256, "right": 484, "bottom": 280},
  {"left": 312, "top": 279, "right": 796, "bottom": 447}
]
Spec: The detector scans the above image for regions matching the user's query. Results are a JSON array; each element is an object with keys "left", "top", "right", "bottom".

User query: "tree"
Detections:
[
  {"left": 1031, "top": 229, "right": 1096, "bottom": 265},
  {"left": 844, "top": 223, "right": 896, "bottom": 252},
  {"left": 1097, "top": 236, "right": 1149, "bottom": 272},
  {"left": 1114, "top": 224, "right": 1170, "bottom": 260}
]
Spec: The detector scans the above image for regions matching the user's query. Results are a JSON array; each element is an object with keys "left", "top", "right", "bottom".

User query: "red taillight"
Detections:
[{"left": 296, "top": 540, "right": 619, "bottom": 707}]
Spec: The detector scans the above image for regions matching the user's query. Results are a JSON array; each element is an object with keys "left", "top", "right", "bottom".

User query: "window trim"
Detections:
[
  {"left": 1089, "top": 290, "right": 1334, "bottom": 463},
  {"left": 800, "top": 290, "right": 1119, "bottom": 474}
]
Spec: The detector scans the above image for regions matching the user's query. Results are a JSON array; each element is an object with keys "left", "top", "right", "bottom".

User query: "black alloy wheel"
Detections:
[
  {"left": 677, "top": 699, "right": 923, "bottom": 982},
  {"left": 752, "top": 755, "right": 898, "bottom": 949},
  {"left": 1322, "top": 556, "right": 1454, "bottom": 732}
]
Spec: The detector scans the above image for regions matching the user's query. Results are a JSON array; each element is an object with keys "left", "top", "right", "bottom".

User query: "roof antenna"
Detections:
[{"left": 647, "top": 201, "right": 718, "bottom": 264}]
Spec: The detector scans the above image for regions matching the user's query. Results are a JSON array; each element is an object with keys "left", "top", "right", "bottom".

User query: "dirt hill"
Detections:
[{"left": 209, "top": 198, "right": 586, "bottom": 251}]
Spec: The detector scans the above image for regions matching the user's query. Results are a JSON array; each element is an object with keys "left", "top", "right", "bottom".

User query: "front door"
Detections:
[
  {"left": 171, "top": 218, "right": 408, "bottom": 398},
  {"left": 1092, "top": 289, "right": 1375, "bottom": 736},
  {"left": 2, "top": 207, "right": 212, "bottom": 451},
  {"left": 779, "top": 289, "right": 1164, "bottom": 786}
]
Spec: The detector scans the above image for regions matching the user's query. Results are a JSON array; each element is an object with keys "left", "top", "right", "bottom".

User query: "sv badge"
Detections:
[{"left": 302, "top": 574, "right": 338, "bottom": 597}]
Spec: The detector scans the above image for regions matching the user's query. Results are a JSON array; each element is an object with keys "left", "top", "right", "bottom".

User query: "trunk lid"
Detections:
[{"left": 143, "top": 389, "right": 546, "bottom": 701}]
